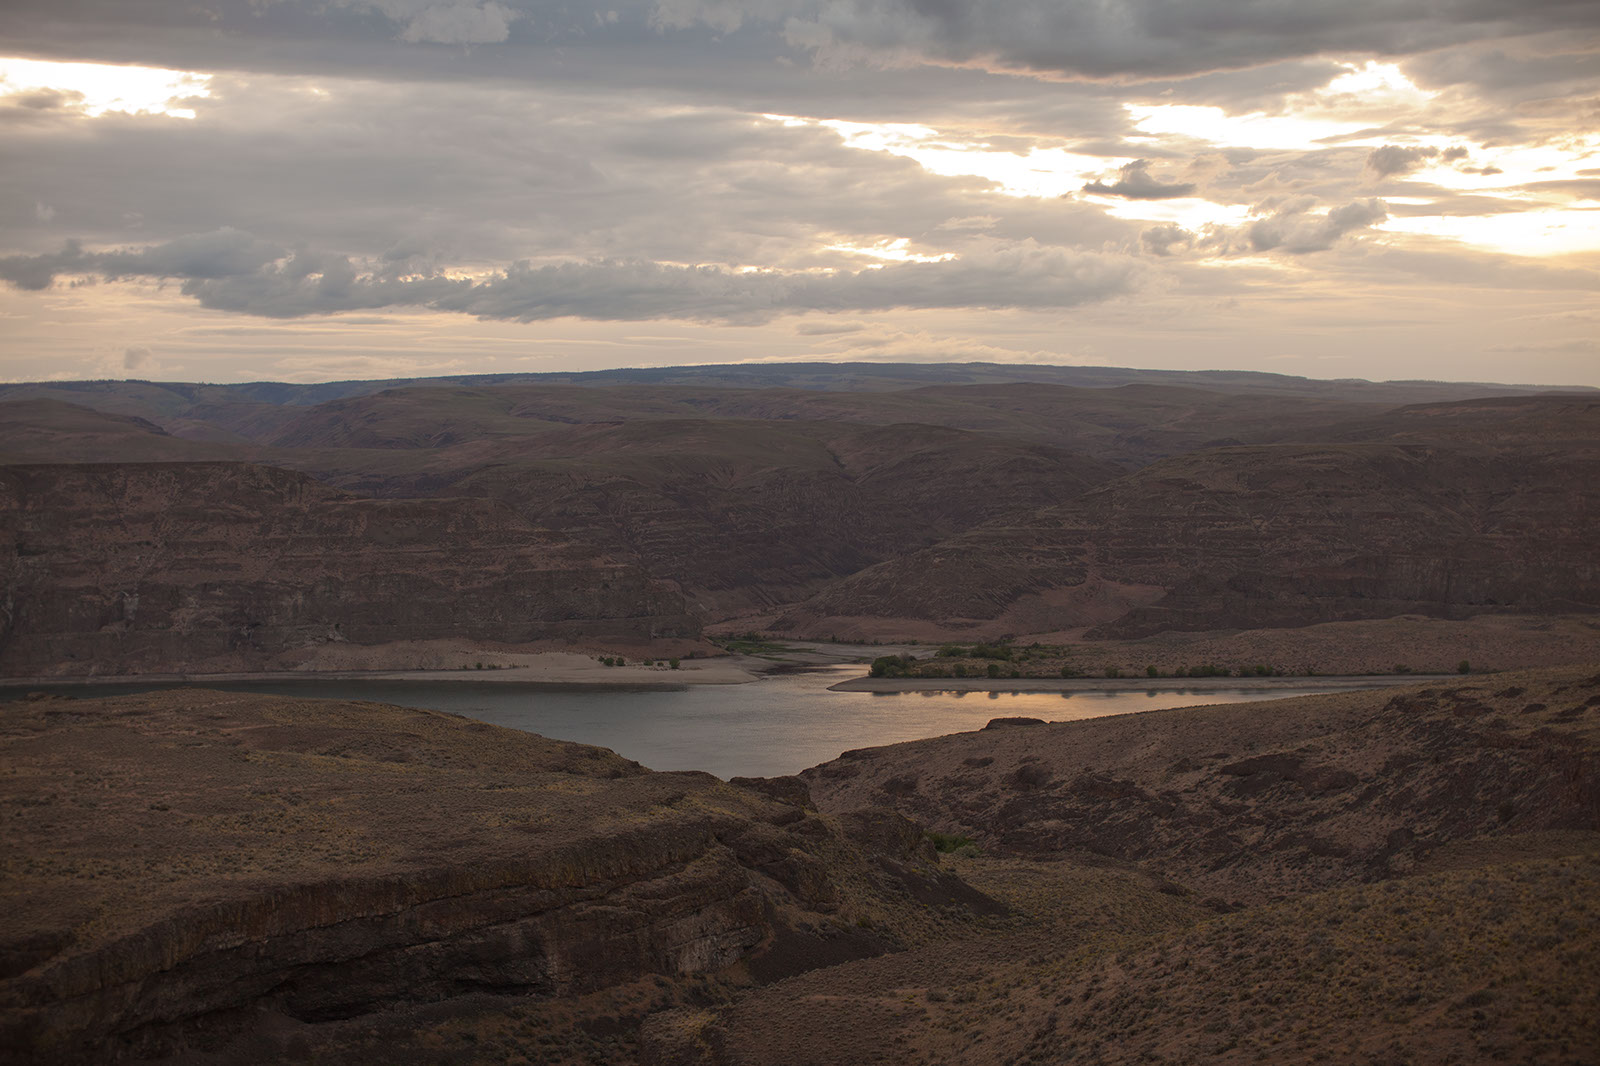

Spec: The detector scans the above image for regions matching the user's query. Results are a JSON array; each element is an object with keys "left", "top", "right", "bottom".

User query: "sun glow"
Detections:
[
  {"left": 1380, "top": 208, "right": 1600, "bottom": 258},
  {"left": 0, "top": 56, "right": 212, "bottom": 119},
  {"left": 771, "top": 115, "right": 1122, "bottom": 198},
  {"left": 823, "top": 238, "right": 958, "bottom": 263},
  {"left": 1124, "top": 103, "right": 1371, "bottom": 152},
  {"left": 1127, "top": 61, "right": 1438, "bottom": 152}
]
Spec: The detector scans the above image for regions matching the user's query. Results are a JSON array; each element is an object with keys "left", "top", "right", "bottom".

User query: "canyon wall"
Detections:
[{"left": 0, "top": 462, "right": 698, "bottom": 676}]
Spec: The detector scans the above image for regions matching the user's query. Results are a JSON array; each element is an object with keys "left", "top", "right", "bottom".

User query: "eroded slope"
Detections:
[{"left": 0, "top": 690, "right": 999, "bottom": 1062}]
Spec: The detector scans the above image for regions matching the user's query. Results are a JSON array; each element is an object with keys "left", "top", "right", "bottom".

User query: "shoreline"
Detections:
[
  {"left": 828, "top": 673, "right": 1466, "bottom": 693},
  {"left": 0, "top": 661, "right": 771, "bottom": 692},
  {"left": 1, "top": 667, "right": 1470, "bottom": 696}
]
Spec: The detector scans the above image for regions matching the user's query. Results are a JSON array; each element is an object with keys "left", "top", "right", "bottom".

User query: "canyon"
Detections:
[{"left": 2, "top": 364, "right": 1596, "bottom": 676}]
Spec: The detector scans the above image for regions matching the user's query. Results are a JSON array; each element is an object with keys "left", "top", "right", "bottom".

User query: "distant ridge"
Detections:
[{"left": 1, "top": 361, "right": 1593, "bottom": 416}]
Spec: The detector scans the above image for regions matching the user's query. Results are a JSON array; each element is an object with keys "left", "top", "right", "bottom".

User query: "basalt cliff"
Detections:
[{"left": 0, "top": 462, "right": 695, "bottom": 677}]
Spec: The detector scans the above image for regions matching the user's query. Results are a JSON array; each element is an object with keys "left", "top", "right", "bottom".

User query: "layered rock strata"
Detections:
[{"left": 0, "top": 462, "right": 697, "bottom": 676}]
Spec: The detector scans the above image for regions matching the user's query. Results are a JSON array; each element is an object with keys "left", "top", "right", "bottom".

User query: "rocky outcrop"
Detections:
[
  {"left": 0, "top": 462, "right": 698, "bottom": 676},
  {"left": 802, "top": 665, "right": 1600, "bottom": 902},
  {"left": 0, "top": 691, "right": 998, "bottom": 1062}
]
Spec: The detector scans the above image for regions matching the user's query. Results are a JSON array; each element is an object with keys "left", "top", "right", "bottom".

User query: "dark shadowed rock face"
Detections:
[
  {"left": 0, "top": 691, "right": 999, "bottom": 1062},
  {"left": 802, "top": 666, "right": 1600, "bottom": 903},
  {"left": 0, "top": 462, "right": 698, "bottom": 676},
  {"left": 780, "top": 399, "right": 1600, "bottom": 636}
]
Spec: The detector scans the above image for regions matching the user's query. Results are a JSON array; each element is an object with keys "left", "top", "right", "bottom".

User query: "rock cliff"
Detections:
[
  {"left": 778, "top": 397, "right": 1600, "bottom": 638},
  {"left": 0, "top": 462, "right": 697, "bottom": 677},
  {"left": 802, "top": 665, "right": 1600, "bottom": 903}
]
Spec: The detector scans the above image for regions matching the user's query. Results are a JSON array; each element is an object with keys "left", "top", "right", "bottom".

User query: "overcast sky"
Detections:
[{"left": 1, "top": 0, "right": 1597, "bottom": 385}]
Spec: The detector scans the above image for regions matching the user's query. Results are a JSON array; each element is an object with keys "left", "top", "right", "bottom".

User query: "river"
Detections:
[{"left": 20, "top": 665, "right": 1363, "bottom": 778}]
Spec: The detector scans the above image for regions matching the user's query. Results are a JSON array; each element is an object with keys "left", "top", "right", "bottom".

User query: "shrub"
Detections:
[
  {"left": 937, "top": 644, "right": 966, "bottom": 658},
  {"left": 953, "top": 663, "right": 968, "bottom": 678},
  {"left": 475, "top": 662, "right": 484, "bottom": 670},
  {"left": 1458, "top": 659, "right": 1471, "bottom": 674},
  {"left": 1105, "top": 665, "right": 1121, "bottom": 679},
  {"left": 871, "top": 654, "right": 915, "bottom": 678},
  {"left": 1061, "top": 664, "right": 1080, "bottom": 678},
  {"left": 927, "top": 831, "right": 977, "bottom": 853},
  {"left": 669, "top": 657, "right": 681, "bottom": 669},
  {"left": 1146, "top": 664, "right": 1159, "bottom": 678},
  {"left": 969, "top": 643, "right": 1013, "bottom": 661},
  {"left": 985, "top": 663, "right": 1001, "bottom": 679}
]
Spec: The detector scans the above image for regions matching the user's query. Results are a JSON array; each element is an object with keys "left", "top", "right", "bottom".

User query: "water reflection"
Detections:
[{"left": 25, "top": 666, "right": 1352, "bottom": 780}]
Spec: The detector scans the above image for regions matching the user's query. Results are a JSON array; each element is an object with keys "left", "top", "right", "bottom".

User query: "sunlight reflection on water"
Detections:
[{"left": 33, "top": 665, "right": 1359, "bottom": 778}]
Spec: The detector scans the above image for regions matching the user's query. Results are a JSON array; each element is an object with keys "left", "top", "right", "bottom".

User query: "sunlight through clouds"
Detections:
[
  {"left": 1379, "top": 209, "right": 1600, "bottom": 258},
  {"left": 1, "top": 0, "right": 1597, "bottom": 384},
  {"left": 789, "top": 117, "right": 1124, "bottom": 199},
  {"left": 0, "top": 56, "right": 212, "bottom": 119}
]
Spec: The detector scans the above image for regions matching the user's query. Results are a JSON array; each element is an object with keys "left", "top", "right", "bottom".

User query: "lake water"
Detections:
[{"left": 26, "top": 665, "right": 1356, "bottom": 778}]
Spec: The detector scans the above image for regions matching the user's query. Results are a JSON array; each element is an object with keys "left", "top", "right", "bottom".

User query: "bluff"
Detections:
[
  {"left": 0, "top": 690, "right": 999, "bottom": 1062},
  {"left": 0, "top": 462, "right": 697, "bottom": 676},
  {"left": 777, "top": 396, "right": 1600, "bottom": 638}
]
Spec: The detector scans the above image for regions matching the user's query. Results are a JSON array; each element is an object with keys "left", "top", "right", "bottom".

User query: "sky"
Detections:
[{"left": 1, "top": 1, "right": 1597, "bottom": 386}]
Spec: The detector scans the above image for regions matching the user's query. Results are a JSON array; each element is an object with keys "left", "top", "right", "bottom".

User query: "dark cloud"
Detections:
[
  {"left": 1, "top": 232, "right": 1143, "bottom": 322},
  {"left": 762, "top": 0, "right": 1600, "bottom": 80},
  {"left": 3, "top": 0, "right": 1596, "bottom": 89},
  {"left": 1083, "top": 160, "right": 1196, "bottom": 200},
  {"left": 0, "top": 231, "right": 286, "bottom": 290}
]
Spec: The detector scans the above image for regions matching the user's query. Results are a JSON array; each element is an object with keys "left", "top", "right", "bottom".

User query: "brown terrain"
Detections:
[
  {"left": 1, "top": 363, "right": 1597, "bottom": 678},
  {"left": 775, "top": 396, "right": 1600, "bottom": 640},
  {"left": 0, "top": 462, "right": 695, "bottom": 677},
  {"left": 2, "top": 667, "right": 1596, "bottom": 1063},
  {"left": 0, "top": 689, "right": 1005, "bottom": 1063},
  {"left": 2, "top": 362, "right": 1597, "bottom": 1060}
]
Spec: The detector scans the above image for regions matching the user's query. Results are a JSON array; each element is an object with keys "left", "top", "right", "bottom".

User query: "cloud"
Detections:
[
  {"left": 406, "top": 1, "right": 518, "bottom": 44},
  {"left": 0, "top": 230, "right": 287, "bottom": 290},
  {"left": 1140, "top": 223, "right": 1194, "bottom": 257},
  {"left": 684, "top": 0, "right": 1600, "bottom": 80},
  {"left": 122, "top": 345, "right": 152, "bottom": 370},
  {"left": 1083, "top": 160, "right": 1196, "bottom": 200},
  {"left": 1201, "top": 198, "right": 1388, "bottom": 256},
  {"left": 1365, "top": 144, "right": 1439, "bottom": 178},
  {"left": 1, "top": 232, "right": 1144, "bottom": 322},
  {"left": 795, "top": 321, "right": 866, "bottom": 335}
]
